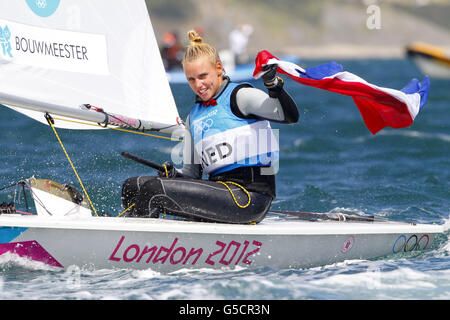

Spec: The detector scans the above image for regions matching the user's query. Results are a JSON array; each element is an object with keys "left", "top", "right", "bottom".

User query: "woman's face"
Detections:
[{"left": 184, "top": 55, "right": 224, "bottom": 102}]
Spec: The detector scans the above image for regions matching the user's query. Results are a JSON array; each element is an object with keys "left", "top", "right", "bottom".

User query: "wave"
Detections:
[
  {"left": 355, "top": 130, "right": 450, "bottom": 143},
  {"left": 0, "top": 252, "right": 61, "bottom": 272},
  {"left": 308, "top": 266, "right": 450, "bottom": 299}
]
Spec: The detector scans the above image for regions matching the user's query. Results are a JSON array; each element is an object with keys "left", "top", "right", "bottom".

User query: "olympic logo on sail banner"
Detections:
[
  {"left": 0, "top": 25, "right": 13, "bottom": 59},
  {"left": 392, "top": 234, "right": 430, "bottom": 254}
]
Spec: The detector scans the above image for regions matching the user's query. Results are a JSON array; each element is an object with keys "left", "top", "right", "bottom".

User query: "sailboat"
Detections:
[
  {"left": 0, "top": 0, "right": 444, "bottom": 272},
  {"left": 406, "top": 42, "right": 450, "bottom": 79}
]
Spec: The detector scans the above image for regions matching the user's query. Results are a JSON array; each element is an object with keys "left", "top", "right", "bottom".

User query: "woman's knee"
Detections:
[
  {"left": 121, "top": 176, "right": 159, "bottom": 208},
  {"left": 121, "top": 177, "right": 139, "bottom": 208}
]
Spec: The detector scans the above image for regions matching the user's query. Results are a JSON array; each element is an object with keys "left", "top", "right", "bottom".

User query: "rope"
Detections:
[
  {"left": 16, "top": 210, "right": 34, "bottom": 216},
  {"left": 52, "top": 117, "right": 182, "bottom": 142},
  {"left": 163, "top": 163, "right": 169, "bottom": 178},
  {"left": 117, "top": 202, "right": 136, "bottom": 217},
  {"left": 0, "top": 182, "right": 22, "bottom": 191},
  {"left": 42, "top": 114, "right": 187, "bottom": 218},
  {"left": 45, "top": 113, "right": 99, "bottom": 217},
  {"left": 216, "top": 181, "right": 251, "bottom": 209}
]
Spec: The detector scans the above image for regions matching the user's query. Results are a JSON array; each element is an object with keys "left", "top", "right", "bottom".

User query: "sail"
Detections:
[{"left": 0, "top": 0, "right": 181, "bottom": 132}]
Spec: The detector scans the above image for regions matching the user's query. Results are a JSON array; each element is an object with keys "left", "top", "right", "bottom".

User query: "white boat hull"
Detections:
[
  {"left": 0, "top": 214, "right": 443, "bottom": 272},
  {"left": 411, "top": 55, "right": 450, "bottom": 79}
]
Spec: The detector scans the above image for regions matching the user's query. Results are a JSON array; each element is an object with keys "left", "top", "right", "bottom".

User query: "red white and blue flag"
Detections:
[{"left": 253, "top": 50, "right": 430, "bottom": 134}]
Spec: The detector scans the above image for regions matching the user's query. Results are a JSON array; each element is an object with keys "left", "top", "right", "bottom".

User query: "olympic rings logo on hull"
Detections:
[{"left": 392, "top": 234, "right": 430, "bottom": 254}]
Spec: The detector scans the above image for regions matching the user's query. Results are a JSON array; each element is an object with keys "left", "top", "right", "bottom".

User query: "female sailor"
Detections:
[{"left": 121, "top": 30, "right": 299, "bottom": 224}]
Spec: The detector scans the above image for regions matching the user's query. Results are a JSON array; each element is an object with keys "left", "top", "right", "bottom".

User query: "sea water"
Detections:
[{"left": 0, "top": 59, "right": 449, "bottom": 300}]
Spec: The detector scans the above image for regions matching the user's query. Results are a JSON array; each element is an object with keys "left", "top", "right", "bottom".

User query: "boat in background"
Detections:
[{"left": 406, "top": 42, "right": 450, "bottom": 79}]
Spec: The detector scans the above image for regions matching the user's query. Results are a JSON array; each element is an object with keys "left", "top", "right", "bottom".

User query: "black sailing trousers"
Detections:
[{"left": 121, "top": 176, "right": 272, "bottom": 224}]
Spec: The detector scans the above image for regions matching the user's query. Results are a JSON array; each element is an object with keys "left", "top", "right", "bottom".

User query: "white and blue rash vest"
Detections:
[{"left": 189, "top": 82, "right": 279, "bottom": 176}]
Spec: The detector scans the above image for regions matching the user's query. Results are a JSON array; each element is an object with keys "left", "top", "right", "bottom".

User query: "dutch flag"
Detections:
[{"left": 253, "top": 50, "right": 430, "bottom": 135}]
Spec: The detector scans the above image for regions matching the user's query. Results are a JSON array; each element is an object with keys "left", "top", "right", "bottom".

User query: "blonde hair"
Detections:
[{"left": 182, "top": 30, "right": 221, "bottom": 67}]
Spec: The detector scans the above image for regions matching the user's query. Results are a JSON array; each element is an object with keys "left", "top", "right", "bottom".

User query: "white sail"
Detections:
[{"left": 0, "top": 0, "right": 182, "bottom": 132}]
